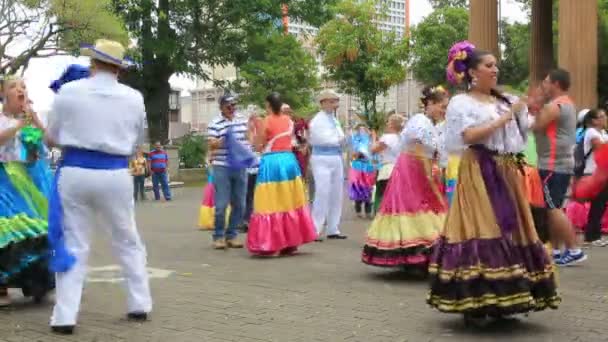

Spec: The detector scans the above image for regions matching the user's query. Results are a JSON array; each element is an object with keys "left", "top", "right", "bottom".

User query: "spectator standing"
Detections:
[
  {"left": 148, "top": 141, "right": 171, "bottom": 201},
  {"left": 130, "top": 146, "right": 148, "bottom": 201}
]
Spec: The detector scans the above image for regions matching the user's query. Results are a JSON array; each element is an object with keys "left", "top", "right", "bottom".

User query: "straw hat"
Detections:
[
  {"left": 318, "top": 89, "right": 340, "bottom": 103},
  {"left": 80, "top": 39, "right": 131, "bottom": 68}
]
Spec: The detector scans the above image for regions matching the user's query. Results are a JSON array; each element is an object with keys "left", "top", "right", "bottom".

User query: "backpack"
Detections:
[{"left": 573, "top": 138, "right": 592, "bottom": 178}]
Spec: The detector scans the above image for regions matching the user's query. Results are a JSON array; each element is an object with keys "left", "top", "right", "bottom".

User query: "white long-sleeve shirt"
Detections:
[{"left": 48, "top": 71, "right": 146, "bottom": 156}]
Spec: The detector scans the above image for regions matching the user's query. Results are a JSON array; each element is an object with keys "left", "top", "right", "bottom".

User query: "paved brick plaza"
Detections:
[{"left": 1, "top": 187, "right": 607, "bottom": 342}]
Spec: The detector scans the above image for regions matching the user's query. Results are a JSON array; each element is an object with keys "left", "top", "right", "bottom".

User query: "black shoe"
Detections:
[
  {"left": 51, "top": 325, "right": 74, "bottom": 335},
  {"left": 127, "top": 312, "right": 149, "bottom": 322},
  {"left": 327, "top": 234, "right": 347, "bottom": 240}
]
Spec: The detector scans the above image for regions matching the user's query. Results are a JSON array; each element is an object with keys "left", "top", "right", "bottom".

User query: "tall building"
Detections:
[
  {"left": 287, "top": 1, "right": 407, "bottom": 38},
  {"left": 375, "top": 0, "right": 407, "bottom": 38}
]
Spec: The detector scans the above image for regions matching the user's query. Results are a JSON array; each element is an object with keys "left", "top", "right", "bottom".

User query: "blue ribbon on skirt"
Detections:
[{"left": 48, "top": 148, "right": 129, "bottom": 273}]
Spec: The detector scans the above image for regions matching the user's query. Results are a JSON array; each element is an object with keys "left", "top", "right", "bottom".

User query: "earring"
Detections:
[{"left": 471, "top": 76, "right": 478, "bottom": 88}]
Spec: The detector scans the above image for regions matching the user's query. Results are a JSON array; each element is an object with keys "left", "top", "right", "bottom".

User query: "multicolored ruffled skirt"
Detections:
[
  {"left": 197, "top": 182, "right": 230, "bottom": 230},
  {"left": 348, "top": 159, "right": 376, "bottom": 203},
  {"left": 247, "top": 151, "right": 317, "bottom": 255},
  {"left": 0, "top": 161, "right": 54, "bottom": 296},
  {"left": 427, "top": 146, "right": 560, "bottom": 316},
  {"left": 362, "top": 153, "right": 447, "bottom": 267}
]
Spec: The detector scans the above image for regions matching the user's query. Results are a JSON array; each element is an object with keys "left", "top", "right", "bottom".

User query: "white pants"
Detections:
[
  {"left": 51, "top": 167, "right": 152, "bottom": 326},
  {"left": 311, "top": 154, "right": 344, "bottom": 235}
]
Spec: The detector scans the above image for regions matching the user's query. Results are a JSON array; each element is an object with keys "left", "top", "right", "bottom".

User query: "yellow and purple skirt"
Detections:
[
  {"left": 362, "top": 152, "right": 447, "bottom": 267},
  {"left": 246, "top": 151, "right": 317, "bottom": 255},
  {"left": 427, "top": 146, "right": 560, "bottom": 316}
]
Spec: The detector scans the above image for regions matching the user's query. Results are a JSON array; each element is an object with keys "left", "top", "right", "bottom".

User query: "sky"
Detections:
[{"left": 19, "top": 0, "right": 528, "bottom": 113}]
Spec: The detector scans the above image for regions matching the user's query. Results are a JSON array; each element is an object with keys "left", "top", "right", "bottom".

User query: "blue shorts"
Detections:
[{"left": 538, "top": 169, "right": 571, "bottom": 209}]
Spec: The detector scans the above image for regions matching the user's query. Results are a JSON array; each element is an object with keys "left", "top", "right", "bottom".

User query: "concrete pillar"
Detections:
[
  {"left": 558, "top": 0, "right": 598, "bottom": 108},
  {"left": 529, "top": 0, "right": 554, "bottom": 86},
  {"left": 468, "top": 0, "right": 499, "bottom": 58}
]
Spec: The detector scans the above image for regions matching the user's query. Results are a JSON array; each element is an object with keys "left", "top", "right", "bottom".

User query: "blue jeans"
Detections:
[
  {"left": 213, "top": 165, "right": 247, "bottom": 240},
  {"left": 133, "top": 175, "right": 146, "bottom": 201},
  {"left": 152, "top": 171, "right": 171, "bottom": 200}
]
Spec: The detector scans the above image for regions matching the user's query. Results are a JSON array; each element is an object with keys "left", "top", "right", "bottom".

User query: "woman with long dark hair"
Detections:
[
  {"left": 362, "top": 86, "right": 448, "bottom": 268},
  {"left": 246, "top": 93, "right": 317, "bottom": 256},
  {"left": 427, "top": 41, "right": 559, "bottom": 325}
]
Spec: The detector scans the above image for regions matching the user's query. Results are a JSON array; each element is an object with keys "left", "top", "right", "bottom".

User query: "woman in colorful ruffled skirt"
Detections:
[
  {"left": 0, "top": 76, "right": 54, "bottom": 306},
  {"left": 246, "top": 93, "right": 317, "bottom": 256},
  {"left": 349, "top": 126, "right": 376, "bottom": 218},
  {"left": 198, "top": 170, "right": 231, "bottom": 230},
  {"left": 362, "top": 86, "right": 448, "bottom": 268},
  {"left": 428, "top": 43, "right": 559, "bottom": 324}
]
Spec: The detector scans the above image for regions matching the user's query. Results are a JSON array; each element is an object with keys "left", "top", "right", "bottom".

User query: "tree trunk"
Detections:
[{"left": 144, "top": 77, "right": 171, "bottom": 143}]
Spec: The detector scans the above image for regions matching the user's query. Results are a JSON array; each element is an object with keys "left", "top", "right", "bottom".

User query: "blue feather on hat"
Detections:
[{"left": 49, "top": 64, "right": 90, "bottom": 93}]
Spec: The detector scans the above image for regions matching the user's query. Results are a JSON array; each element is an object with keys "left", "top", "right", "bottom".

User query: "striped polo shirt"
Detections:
[
  {"left": 207, "top": 113, "right": 250, "bottom": 167},
  {"left": 148, "top": 149, "right": 168, "bottom": 173}
]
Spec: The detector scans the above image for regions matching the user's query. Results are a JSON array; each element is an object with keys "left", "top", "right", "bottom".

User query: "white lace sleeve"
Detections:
[
  {"left": 445, "top": 94, "right": 478, "bottom": 153},
  {"left": 401, "top": 113, "right": 437, "bottom": 158}
]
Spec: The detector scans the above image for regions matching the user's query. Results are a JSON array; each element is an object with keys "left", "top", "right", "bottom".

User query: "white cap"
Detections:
[{"left": 578, "top": 109, "right": 590, "bottom": 124}]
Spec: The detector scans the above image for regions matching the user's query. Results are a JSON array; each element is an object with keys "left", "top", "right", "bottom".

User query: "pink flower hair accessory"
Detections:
[{"left": 446, "top": 40, "right": 476, "bottom": 86}]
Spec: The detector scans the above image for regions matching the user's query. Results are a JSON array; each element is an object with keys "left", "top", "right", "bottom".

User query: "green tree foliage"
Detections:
[
  {"left": 316, "top": 0, "right": 408, "bottom": 129},
  {"left": 409, "top": 7, "right": 468, "bottom": 87},
  {"left": 235, "top": 31, "right": 319, "bottom": 111},
  {"left": 428, "top": 0, "right": 468, "bottom": 8},
  {"left": 499, "top": 20, "right": 530, "bottom": 91},
  {"left": 112, "top": 0, "right": 337, "bottom": 141},
  {"left": 1, "top": 0, "right": 127, "bottom": 75},
  {"left": 178, "top": 133, "right": 207, "bottom": 169}
]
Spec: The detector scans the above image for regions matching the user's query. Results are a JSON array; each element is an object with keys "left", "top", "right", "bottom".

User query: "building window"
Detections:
[{"left": 169, "top": 91, "right": 180, "bottom": 110}]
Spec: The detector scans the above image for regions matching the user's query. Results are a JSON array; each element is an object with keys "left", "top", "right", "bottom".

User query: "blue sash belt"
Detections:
[
  {"left": 312, "top": 145, "right": 342, "bottom": 156},
  {"left": 48, "top": 148, "right": 129, "bottom": 272}
]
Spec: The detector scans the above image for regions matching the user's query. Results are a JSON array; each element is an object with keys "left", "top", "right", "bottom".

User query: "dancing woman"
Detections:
[
  {"left": 246, "top": 93, "right": 317, "bottom": 256},
  {"left": 427, "top": 41, "right": 560, "bottom": 325},
  {"left": 0, "top": 76, "right": 54, "bottom": 306},
  {"left": 362, "top": 86, "right": 448, "bottom": 268},
  {"left": 349, "top": 124, "right": 376, "bottom": 219}
]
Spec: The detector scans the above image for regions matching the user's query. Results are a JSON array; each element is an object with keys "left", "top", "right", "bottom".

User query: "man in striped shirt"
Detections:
[
  {"left": 148, "top": 141, "right": 172, "bottom": 201},
  {"left": 207, "top": 95, "right": 249, "bottom": 249}
]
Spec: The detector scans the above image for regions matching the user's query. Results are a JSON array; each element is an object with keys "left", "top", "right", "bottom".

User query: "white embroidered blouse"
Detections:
[
  {"left": 0, "top": 114, "right": 24, "bottom": 163},
  {"left": 445, "top": 94, "right": 528, "bottom": 154},
  {"left": 400, "top": 113, "right": 438, "bottom": 159}
]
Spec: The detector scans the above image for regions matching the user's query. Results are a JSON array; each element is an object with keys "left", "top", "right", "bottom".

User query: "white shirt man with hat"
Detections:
[
  {"left": 309, "top": 89, "right": 348, "bottom": 240},
  {"left": 47, "top": 39, "right": 152, "bottom": 334}
]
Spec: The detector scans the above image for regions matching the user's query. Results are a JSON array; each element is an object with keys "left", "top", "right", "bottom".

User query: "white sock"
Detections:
[
  {"left": 568, "top": 248, "right": 582, "bottom": 255},
  {"left": 552, "top": 249, "right": 561, "bottom": 256}
]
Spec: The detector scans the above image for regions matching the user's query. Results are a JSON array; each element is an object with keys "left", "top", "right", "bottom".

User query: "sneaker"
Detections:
[
  {"left": 591, "top": 239, "right": 608, "bottom": 247},
  {"left": 552, "top": 250, "right": 561, "bottom": 260},
  {"left": 226, "top": 239, "right": 244, "bottom": 248},
  {"left": 555, "top": 250, "right": 587, "bottom": 266},
  {"left": 213, "top": 240, "right": 227, "bottom": 250}
]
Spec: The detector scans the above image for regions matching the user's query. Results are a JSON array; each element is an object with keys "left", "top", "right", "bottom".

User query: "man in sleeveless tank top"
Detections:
[{"left": 533, "top": 68, "right": 587, "bottom": 266}]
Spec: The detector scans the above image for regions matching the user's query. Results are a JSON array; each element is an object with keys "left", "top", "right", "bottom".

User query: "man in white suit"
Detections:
[
  {"left": 309, "top": 89, "right": 348, "bottom": 240},
  {"left": 47, "top": 39, "right": 152, "bottom": 334}
]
